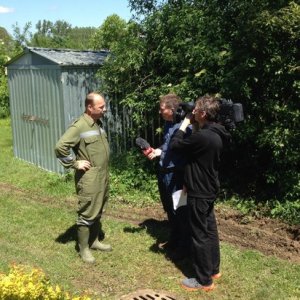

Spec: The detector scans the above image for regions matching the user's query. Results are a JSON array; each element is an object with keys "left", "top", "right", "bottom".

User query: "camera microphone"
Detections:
[{"left": 135, "top": 137, "right": 154, "bottom": 157}]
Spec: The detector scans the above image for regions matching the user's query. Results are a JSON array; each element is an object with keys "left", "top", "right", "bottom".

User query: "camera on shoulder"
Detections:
[
  {"left": 217, "top": 98, "right": 244, "bottom": 130},
  {"left": 173, "top": 102, "right": 195, "bottom": 123},
  {"left": 173, "top": 98, "right": 244, "bottom": 130}
]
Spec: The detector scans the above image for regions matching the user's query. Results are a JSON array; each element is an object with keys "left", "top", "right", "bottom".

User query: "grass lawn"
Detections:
[{"left": 0, "top": 118, "right": 299, "bottom": 300}]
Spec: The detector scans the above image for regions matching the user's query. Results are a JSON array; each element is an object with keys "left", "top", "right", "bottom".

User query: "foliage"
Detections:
[
  {"left": 109, "top": 150, "right": 159, "bottom": 205},
  {"left": 206, "top": 1, "right": 300, "bottom": 202},
  {"left": 93, "top": 16, "right": 145, "bottom": 97},
  {"left": 128, "top": 0, "right": 164, "bottom": 16},
  {"left": 30, "top": 19, "right": 72, "bottom": 48},
  {"left": 67, "top": 27, "right": 97, "bottom": 49},
  {"left": 30, "top": 20, "right": 97, "bottom": 49},
  {"left": 12, "top": 22, "right": 33, "bottom": 52},
  {"left": 220, "top": 193, "right": 300, "bottom": 224},
  {"left": 97, "top": 0, "right": 300, "bottom": 204},
  {"left": 270, "top": 200, "right": 300, "bottom": 224},
  {"left": 0, "top": 265, "right": 95, "bottom": 300},
  {"left": 0, "top": 64, "right": 9, "bottom": 118},
  {"left": 93, "top": 15, "right": 161, "bottom": 139},
  {"left": 11, "top": 20, "right": 97, "bottom": 50},
  {"left": 92, "top": 14, "right": 128, "bottom": 50},
  {"left": 0, "top": 28, "right": 12, "bottom": 118}
]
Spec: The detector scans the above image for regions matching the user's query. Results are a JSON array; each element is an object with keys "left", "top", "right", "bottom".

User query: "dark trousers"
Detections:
[
  {"left": 188, "top": 197, "right": 220, "bottom": 286},
  {"left": 157, "top": 171, "right": 189, "bottom": 249}
]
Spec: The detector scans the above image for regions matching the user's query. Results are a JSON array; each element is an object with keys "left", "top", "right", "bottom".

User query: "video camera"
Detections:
[{"left": 173, "top": 98, "right": 244, "bottom": 130}]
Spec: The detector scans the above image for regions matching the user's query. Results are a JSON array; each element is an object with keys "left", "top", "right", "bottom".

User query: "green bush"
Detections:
[
  {"left": 270, "top": 200, "right": 300, "bottom": 224},
  {"left": 97, "top": 1, "right": 300, "bottom": 204},
  {"left": 109, "top": 150, "right": 159, "bottom": 206},
  {"left": 0, "top": 62, "right": 9, "bottom": 119}
]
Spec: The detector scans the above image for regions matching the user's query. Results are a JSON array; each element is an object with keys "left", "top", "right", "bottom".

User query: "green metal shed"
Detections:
[{"left": 6, "top": 47, "right": 108, "bottom": 174}]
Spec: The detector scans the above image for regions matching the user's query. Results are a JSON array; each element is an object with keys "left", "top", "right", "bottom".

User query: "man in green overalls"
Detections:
[{"left": 55, "top": 92, "right": 111, "bottom": 263}]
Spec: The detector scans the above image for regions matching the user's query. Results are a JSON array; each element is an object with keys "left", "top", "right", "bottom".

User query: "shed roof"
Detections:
[{"left": 6, "top": 47, "right": 109, "bottom": 66}]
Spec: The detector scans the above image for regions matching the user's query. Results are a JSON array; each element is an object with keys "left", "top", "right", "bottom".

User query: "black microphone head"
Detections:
[{"left": 135, "top": 137, "right": 150, "bottom": 150}]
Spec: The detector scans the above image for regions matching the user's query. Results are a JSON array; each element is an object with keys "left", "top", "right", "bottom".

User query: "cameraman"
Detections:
[
  {"left": 169, "top": 95, "right": 231, "bottom": 291},
  {"left": 148, "top": 93, "right": 192, "bottom": 260}
]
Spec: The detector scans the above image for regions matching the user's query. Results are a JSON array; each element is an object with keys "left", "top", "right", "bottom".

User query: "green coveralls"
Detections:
[{"left": 55, "top": 113, "right": 110, "bottom": 226}]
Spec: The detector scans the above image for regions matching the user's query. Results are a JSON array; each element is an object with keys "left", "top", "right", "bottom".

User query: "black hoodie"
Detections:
[{"left": 169, "top": 122, "right": 231, "bottom": 199}]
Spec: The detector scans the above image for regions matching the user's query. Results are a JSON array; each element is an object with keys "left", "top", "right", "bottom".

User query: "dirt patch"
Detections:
[
  {"left": 215, "top": 206, "right": 300, "bottom": 263},
  {"left": 106, "top": 202, "right": 300, "bottom": 264},
  {"left": 1, "top": 182, "right": 299, "bottom": 264}
]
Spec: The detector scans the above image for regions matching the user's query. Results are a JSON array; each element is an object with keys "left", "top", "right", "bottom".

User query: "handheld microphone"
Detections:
[{"left": 135, "top": 137, "right": 154, "bottom": 157}]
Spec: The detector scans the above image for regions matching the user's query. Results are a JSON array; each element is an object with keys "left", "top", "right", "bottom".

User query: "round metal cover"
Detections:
[{"left": 120, "top": 289, "right": 181, "bottom": 300}]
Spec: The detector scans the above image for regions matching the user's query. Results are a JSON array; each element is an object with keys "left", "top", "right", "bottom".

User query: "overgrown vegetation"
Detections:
[
  {"left": 93, "top": 0, "right": 300, "bottom": 213},
  {"left": 110, "top": 150, "right": 159, "bottom": 206}
]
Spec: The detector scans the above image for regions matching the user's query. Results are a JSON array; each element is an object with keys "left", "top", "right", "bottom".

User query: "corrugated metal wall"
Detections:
[
  {"left": 8, "top": 66, "right": 65, "bottom": 173},
  {"left": 61, "top": 68, "right": 99, "bottom": 127}
]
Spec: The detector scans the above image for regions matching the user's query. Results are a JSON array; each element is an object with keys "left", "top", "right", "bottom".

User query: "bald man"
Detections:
[{"left": 55, "top": 92, "right": 111, "bottom": 263}]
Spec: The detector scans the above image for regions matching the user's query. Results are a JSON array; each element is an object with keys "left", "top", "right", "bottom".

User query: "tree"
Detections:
[
  {"left": 94, "top": 16, "right": 148, "bottom": 130},
  {"left": 98, "top": 0, "right": 300, "bottom": 205},
  {"left": 128, "top": 0, "right": 166, "bottom": 16},
  {"left": 31, "top": 20, "right": 72, "bottom": 48},
  {"left": 92, "top": 14, "right": 128, "bottom": 50},
  {"left": 67, "top": 27, "right": 97, "bottom": 49},
  {"left": 12, "top": 22, "right": 32, "bottom": 53},
  {"left": 12, "top": 20, "right": 97, "bottom": 50},
  {"left": 192, "top": 1, "right": 300, "bottom": 202}
]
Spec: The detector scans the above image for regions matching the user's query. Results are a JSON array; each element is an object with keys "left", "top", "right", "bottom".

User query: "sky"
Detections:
[{"left": 0, "top": 0, "right": 132, "bottom": 36}]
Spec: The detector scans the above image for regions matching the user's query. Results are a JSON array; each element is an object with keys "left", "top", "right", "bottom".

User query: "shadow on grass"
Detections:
[
  {"left": 55, "top": 224, "right": 77, "bottom": 244},
  {"left": 124, "top": 218, "right": 194, "bottom": 278},
  {"left": 55, "top": 224, "right": 105, "bottom": 246}
]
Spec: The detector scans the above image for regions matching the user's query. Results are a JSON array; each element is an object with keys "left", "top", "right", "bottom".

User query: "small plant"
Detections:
[
  {"left": 0, "top": 264, "right": 96, "bottom": 300},
  {"left": 270, "top": 200, "right": 300, "bottom": 224}
]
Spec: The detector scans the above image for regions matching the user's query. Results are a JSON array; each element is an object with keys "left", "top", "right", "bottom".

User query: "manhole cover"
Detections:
[{"left": 120, "top": 289, "right": 182, "bottom": 300}]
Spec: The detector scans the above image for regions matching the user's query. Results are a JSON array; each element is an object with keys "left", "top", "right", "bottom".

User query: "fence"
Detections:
[{"left": 104, "top": 96, "right": 162, "bottom": 154}]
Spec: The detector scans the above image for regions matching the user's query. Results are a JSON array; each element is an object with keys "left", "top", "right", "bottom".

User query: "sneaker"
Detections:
[
  {"left": 212, "top": 273, "right": 222, "bottom": 279},
  {"left": 181, "top": 278, "right": 215, "bottom": 292}
]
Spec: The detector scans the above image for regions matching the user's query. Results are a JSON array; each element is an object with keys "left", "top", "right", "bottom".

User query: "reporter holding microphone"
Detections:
[
  {"left": 148, "top": 93, "right": 192, "bottom": 261},
  {"left": 170, "top": 95, "right": 231, "bottom": 292}
]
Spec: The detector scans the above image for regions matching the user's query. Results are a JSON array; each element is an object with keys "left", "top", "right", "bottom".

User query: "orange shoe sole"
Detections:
[
  {"left": 212, "top": 273, "right": 222, "bottom": 279},
  {"left": 181, "top": 282, "right": 215, "bottom": 292}
]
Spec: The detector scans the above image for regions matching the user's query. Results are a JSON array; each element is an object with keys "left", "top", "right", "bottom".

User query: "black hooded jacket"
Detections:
[{"left": 169, "top": 122, "right": 231, "bottom": 199}]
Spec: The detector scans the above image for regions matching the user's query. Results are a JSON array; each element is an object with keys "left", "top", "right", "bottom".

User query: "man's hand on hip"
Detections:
[{"left": 76, "top": 160, "right": 91, "bottom": 171}]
